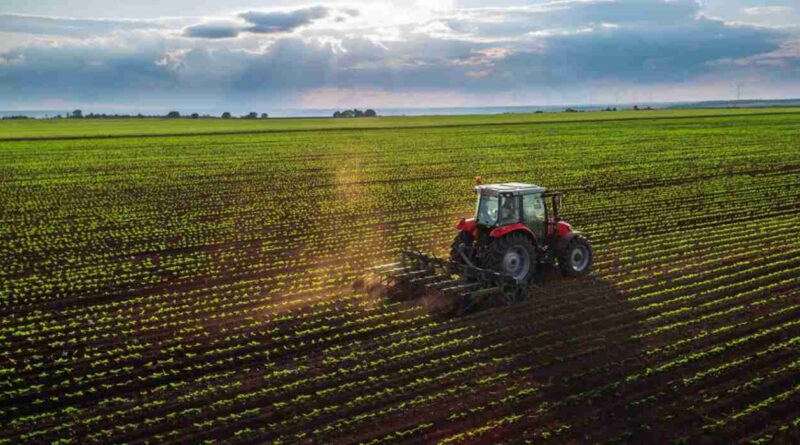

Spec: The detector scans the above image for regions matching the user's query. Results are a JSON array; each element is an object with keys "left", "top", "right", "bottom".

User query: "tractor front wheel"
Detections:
[
  {"left": 559, "top": 234, "right": 593, "bottom": 277},
  {"left": 480, "top": 232, "right": 537, "bottom": 283}
]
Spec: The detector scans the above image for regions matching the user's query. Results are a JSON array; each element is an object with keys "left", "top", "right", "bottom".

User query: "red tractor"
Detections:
[
  {"left": 450, "top": 182, "right": 593, "bottom": 283},
  {"left": 372, "top": 181, "right": 593, "bottom": 311}
]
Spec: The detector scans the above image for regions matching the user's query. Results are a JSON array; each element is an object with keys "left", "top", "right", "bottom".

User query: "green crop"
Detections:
[{"left": 1, "top": 108, "right": 800, "bottom": 444}]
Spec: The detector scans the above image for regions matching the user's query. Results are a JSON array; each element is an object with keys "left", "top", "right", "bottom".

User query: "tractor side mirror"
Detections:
[{"left": 553, "top": 194, "right": 562, "bottom": 218}]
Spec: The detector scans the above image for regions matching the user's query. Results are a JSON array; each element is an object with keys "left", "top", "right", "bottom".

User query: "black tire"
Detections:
[
  {"left": 449, "top": 231, "right": 474, "bottom": 266},
  {"left": 480, "top": 232, "right": 537, "bottom": 283},
  {"left": 559, "top": 234, "right": 593, "bottom": 277}
]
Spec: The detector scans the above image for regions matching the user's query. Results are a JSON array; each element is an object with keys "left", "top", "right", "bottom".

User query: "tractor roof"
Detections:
[{"left": 475, "top": 182, "right": 547, "bottom": 196}]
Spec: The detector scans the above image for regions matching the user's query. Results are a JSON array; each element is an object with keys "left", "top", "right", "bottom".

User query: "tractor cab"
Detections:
[
  {"left": 470, "top": 182, "right": 571, "bottom": 246},
  {"left": 475, "top": 183, "right": 552, "bottom": 241}
]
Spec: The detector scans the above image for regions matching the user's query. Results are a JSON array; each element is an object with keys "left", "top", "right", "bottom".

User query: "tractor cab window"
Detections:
[
  {"left": 476, "top": 194, "right": 498, "bottom": 225},
  {"left": 498, "top": 194, "right": 519, "bottom": 226},
  {"left": 523, "top": 193, "right": 546, "bottom": 239},
  {"left": 477, "top": 193, "right": 520, "bottom": 226}
]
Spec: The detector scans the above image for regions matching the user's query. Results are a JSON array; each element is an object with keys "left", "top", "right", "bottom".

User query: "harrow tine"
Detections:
[
  {"left": 440, "top": 282, "right": 482, "bottom": 293},
  {"left": 391, "top": 269, "right": 434, "bottom": 280},
  {"left": 409, "top": 274, "right": 451, "bottom": 285},
  {"left": 369, "top": 261, "right": 404, "bottom": 271},
  {"left": 427, "top": 279, "right": 462, "bottom": 290},
  {"left": 381, "top": 266, "right": 417, "bottom": 275}
]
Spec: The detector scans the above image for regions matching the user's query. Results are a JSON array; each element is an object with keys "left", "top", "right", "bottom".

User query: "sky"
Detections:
[{"left": 0, "top": 0, "right": 798, "bottom": 112}]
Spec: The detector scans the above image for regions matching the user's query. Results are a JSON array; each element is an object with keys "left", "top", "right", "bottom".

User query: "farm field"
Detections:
[
  {"left": 2, "top": 107, "right": 799, "bottom": 140},
  {"left": 1, "top": 108, "right": 800, "bottom": 444}
]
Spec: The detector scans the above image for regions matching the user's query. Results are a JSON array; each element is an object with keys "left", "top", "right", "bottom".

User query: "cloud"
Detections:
[
  {"left": 342, "top": 8, "right": 360, "bottom": 18},
  {"left": 183, "top": 21, "right": 240, "bottom": 39},
  {"left": 182, "top": 5, "right": 345, "bottom": 40},
  {"left": 240, "top": 6, "right": 329, "bottom": 34},
  {"left": 433, "top": 0, "right": 702, "bottom": 39},
  {"left": 712, "top": 39, "right": 800, "bottom": 78},
  {"left": 0, "top": 0, "right": 796, "bottom": 108},
  {"left": 0, "top": 14, "right": 161, "bottom": 37},
  {"left": 742, "top": 6, "right": 793, "bottom": 16},
  {"left": 497, "top": 17, "right": 783, "bottom": 85},
  {"left": 0, "top": 41, "right": 178, "bottom": 106}
]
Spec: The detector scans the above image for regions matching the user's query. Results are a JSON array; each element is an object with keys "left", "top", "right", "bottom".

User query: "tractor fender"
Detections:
[
  {"left": 489, "top": 223, "right": 538, "bottom": 244},
  {"left": 555, "top": 231, "right": 581, "bottom": 256},
  {"left": 556, "top": 220, "right": 573, "bottom": 237},
  {"left": 456, "top": 218, "right": 477, "bottom": 232},
  {"left": 455, "top": 218, "right": 478, "bottom": 239}
]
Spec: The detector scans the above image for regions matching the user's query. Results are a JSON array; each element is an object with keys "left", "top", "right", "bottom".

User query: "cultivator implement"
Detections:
[{"left": 367, "top": 250, "right": 528, "bottom": 314}]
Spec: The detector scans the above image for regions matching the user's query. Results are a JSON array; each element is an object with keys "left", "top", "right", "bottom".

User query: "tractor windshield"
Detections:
[{"left": 476, "top": 194, "right": 498, "bottom": 225}]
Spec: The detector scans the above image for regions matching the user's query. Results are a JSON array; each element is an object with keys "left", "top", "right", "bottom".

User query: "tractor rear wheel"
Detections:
[
  {"left": 559, "top": 234, "right": 593, "bottom": 277},
  {"left": 480, "top": 232, "right": 537, "bottom": 283}
]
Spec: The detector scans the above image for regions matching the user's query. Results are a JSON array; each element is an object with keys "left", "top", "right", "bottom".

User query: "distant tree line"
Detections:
[
  {"left": 566, "top": 105, "right": 655, "bottom": 113},
  {"left": 332, "top": 109, "right": 377, "bottom": 118},
  {"left": 26, "top": 110, "right": 272, "bottom": 120},
  {"left": 599, "top": 105, "right": 654, "bottom": 112}
]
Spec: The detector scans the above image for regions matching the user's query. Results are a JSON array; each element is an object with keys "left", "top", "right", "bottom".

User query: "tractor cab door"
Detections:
[{"left": 522, "top": 192, "right": 547, "bottom": 242}]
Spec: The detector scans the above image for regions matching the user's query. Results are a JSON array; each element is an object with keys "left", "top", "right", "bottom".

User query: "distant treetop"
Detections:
[{"left": 332, "top": 108, "right": 378, "bottom": 118}]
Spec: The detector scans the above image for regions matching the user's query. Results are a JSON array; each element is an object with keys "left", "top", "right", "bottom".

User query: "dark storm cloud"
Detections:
[
  {"left": 239, "top": 6, "right": 329, "bottom": 34},
  {"left": 0, "top": 13, "right": 160, "bottom": 37}
]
